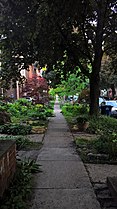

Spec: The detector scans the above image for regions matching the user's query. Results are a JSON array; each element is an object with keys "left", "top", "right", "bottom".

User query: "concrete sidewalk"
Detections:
[{"left": 30, "top": 99, "right": 101, "bottom": 209}]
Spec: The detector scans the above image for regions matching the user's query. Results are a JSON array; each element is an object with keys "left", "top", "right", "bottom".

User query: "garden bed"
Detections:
[{"left": 73, "top": 133, "right": 117, "bottom": 164}]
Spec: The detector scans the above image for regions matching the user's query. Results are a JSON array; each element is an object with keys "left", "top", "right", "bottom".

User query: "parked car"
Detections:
[
  {"left": 100, "top": 100, "right": 117, "bottom": 117},
  {"left": 99, "top": 97, "right": 106, "bottom": 106}
]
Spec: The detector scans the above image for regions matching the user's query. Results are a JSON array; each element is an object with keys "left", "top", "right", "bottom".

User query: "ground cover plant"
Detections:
[
  {"left": 61, "top": 102, "right": 117, "bottom": 135},
  {"left": 61, "top": 102, "right": 117, "bottom": 163},
  {"left": 0, "top": 98, "right": 54, "bottom": 135},
  {"left": 0, "top": 159, "right": 41, "bottom": 209},
  {"left": 75, "top": 131, "right": 117, "bottom": 164},
  {"left": 7, "top": 99, "right": 54, "bottom": 122},
  {"left": 61, "top": 103, "right": 89, "bottom": 117},
  {"left": 75, "top": 116, "right": 117, "bottom": 163},
  {"left": 0, "top": 124, "right": 32, "bottom": 135}
]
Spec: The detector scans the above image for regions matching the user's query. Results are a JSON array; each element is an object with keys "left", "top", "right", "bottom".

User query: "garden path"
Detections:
[{"left": 30, "top": 97, "right": 101, "bottom": 209}]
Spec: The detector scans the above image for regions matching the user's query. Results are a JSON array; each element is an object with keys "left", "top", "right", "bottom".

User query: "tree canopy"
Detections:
[{"left": 0, "top": 0, "right": 117, "bottom": 114}]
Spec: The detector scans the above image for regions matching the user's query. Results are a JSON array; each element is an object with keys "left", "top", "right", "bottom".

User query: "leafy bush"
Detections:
[
  {"left": 87, "top": 116, "right": 117, "bottom": 134},
  {"left": 28, "top": 104, "right": 54, "bottom": 120},
  {"left": 7, "top": 100, "right": 29, "bottom": 117},
  {"left": 61, "top": 103, "right": 89, "bottom": 117},
  {"left": 76, "top": 115, "right": 89, "bottom": 123},
  {"left": 92, "top": 132, "right": 117, "bottom": 158},
  {"left": 75, "top": 132, "right": 117, "bottom": 163},
  {"left": 0, "top": 124, "right": 32, "bottom": 135},
  {"left": 28, "top": 111, "right": 47, "bottom": 120},
  {"left": 0, "top": 99, "right": 54, "bottom": 124},
  {"left": 45, "top": 108, "right": 54, "bottom": 117}
]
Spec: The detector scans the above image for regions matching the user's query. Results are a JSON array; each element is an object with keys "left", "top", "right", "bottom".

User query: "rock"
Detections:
[
  {"left": 87, "top": 153, "right": 109, "bottom": 161},
  {"left": 94, "top": 183, "right": 108, "bottom": 191}
]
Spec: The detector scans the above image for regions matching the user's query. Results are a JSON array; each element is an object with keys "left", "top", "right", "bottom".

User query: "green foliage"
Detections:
[
  {"left": 61, "top": 103, "right": 89, "bottom": 117},
  {"left": 1, "top": 0, "right": 116, "bottom": 115},
  {"left": 63, "top": 101, "right": 117, "bottom": 159},
  {"left": 27, "top": 104, "right": 53, "bottom": 120},
  {"left": 74, "top": 115, "right": 117, "bottom": 161},
  {"left": 0, "top": 99, "right": 54, "bottom": 135},
  {"left": 54, "top": 72, "right": 89, "bottom": 98},
  {"left": 0, "top": 124, "right": 32, "bottom": 135},
  {"left": 1, "top": 159, "right": 41, "bottom": 209},
  {"left": 75, "top": 131, "right": 117, "bottom": 163},
  {"left": 49, "top": 88, "right": 56, "bottom": 97},
  {"left": 0, "top": 99, "right": 54, "bottom": 123},
  {"left": 76, "top": 115, "right": 89, "bottom": 123},
  {"left": 7, "top": 99, "right": 32, "bottom": 117},
  {"left": 92, "top": 132, "right": 117, "bottom": 158},
  {"left": 87, "top": 116, "right": 117, "bottom": 135}
]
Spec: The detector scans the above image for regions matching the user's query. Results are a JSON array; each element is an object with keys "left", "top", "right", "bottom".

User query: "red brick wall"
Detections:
[{"left": 0, "top": 141, "right": 16, "bottom": 197}]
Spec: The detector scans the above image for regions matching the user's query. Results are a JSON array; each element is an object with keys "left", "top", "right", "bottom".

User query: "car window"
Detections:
[{"left": 106, "top": 101, "right": 117, "bottom": 107}]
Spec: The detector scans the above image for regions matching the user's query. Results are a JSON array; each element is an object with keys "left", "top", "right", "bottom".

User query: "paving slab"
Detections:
[
  {"left": 33, "top": 161, "right": 92, "bottom": 189},
  {"left": 48, "top": 124, "right": 69, "bottom": 128},
  {"left": 85, "top": 164, "right": 117, "bottom": 183},
  {"left": 36, "top": 147, "right": 79, "bottom": 161},
  {"left": 49, "top": 118, "right": 67, "bottom": 124},
  {"left": 30, "top": 188, "right": 101, "bottom": 209},
  {"left": 44, "top": 135, "right": 71, "bottom": 142},
  {"left": 44, "top": 132, "right": 72, "bottom": 137},
  {"left": 44, "top": 139, "right": 72, "bottom": 148},
  {"left": 47, "top": 127, "right": 70, "bottom": 132},
  {"left": 44, "top": 141, "right": 72, "bottom": 148}
]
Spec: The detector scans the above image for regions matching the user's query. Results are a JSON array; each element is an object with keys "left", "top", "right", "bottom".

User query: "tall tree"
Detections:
[
  {"left": 1, "top": 0, "right": 117, "bottom": 115},
  {"left": 43, "top": 0, "right": 117, "bottom": 115}
]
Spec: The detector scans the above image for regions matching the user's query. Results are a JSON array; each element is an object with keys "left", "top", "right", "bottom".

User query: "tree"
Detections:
[
  {"left": 0, "top": 0, "right": 39, "bottom": 87},
  {"left": 1, "top": 0, "right": 117, "bottom": 115},
  {"left": 60, "top": 72, "right": 89, "bottom": 98},
  {"left": 43, "top": 0, "right": 117, "bottom": 115}
]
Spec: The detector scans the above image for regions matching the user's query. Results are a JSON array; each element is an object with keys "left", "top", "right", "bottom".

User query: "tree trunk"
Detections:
[
  {"left": 90, "top": 71, "right": 100, "bottom": 115},
  {"left": 110, "top": 84, "right": 116, "bottom": 99},
  {"left": 89, "top": 2, "right": 107, "bottom": 115}
]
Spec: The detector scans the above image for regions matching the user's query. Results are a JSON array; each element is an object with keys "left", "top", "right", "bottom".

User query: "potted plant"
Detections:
[{"left": 76, "top": 115, "right": 89, "bottom": 131}]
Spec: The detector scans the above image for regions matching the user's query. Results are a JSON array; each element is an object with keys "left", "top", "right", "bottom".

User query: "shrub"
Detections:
[
  {"left": 76, "top": 115, "right": 89, "bottom": 123},
  {"left": 0, "top": 124, "right": 32, "bottom": 135},
  {"left": 92, "top": 132, "right": 117, "bottom": 158},
  {"left": 61, "top": 103, "right": 89, "bottom": 117},
  {"left": 87, "top": 116, "right": 117, "bottom": 134}
]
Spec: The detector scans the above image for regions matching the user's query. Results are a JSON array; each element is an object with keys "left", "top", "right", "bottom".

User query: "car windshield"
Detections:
[{"left": 106, "top": 101, "right": 117, "bottom": 107}]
